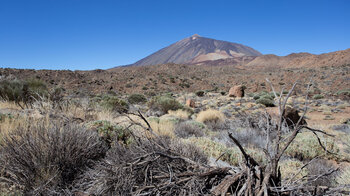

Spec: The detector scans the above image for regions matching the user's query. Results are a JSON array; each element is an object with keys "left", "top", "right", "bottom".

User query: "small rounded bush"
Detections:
[
  {"left": 101, "top": 95, "right": 129, "bottom": 113},
  {"left": 128, "top": 93, "right": 147, "bottom": 104},
  {"left": 256, "top": 98, "right": 275, "bottom": 107},
  {"left": 148, "top": 96, "right": 183, "bottom": 113},
  {"left": 312, "top": 94, "right": 324, "bottom": 100},
  {"left": 0, "top": 78, "right": 48, "bottom": 104},
  {"left": 91, "top": 120, "right": 133, "bottom": 146},
  {"left": 174, "top": 121, "right": 205, "bottom": 138},
  {"left": 195, "top": 90, "right": 205, "bottom": 97},
  {"left": 0, "top": 123, "right": 108, "bottom": 194},
  {"left": 197, "top": 109, "right": 225, "bottom": 123},
  {"left": 253, "top": 95, "right": 260, "bottom": 100}
]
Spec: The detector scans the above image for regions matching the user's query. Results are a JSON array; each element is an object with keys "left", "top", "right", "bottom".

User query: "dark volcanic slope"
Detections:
[{"left": 132, "top": 34, "right": 262, "bottom": 66}]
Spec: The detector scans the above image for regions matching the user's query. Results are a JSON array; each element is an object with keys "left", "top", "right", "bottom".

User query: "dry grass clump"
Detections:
[
  {"left": 168, "top": 109, "right": 191, "bottom": 120},
  {"left": 148, "top": 116, "right": 177, "bottom": 137},
  {"left": 184, "top": 137, "right": 265, "bottom": 166},
  {"left": 284, "top": 132, "right": 339, "bottom": 160},
  {"left": 336, "top": 166, "right": 350, "bottom": 185},
  {"left": 279, "top": 159, "right": 308, "bottom": 181},
  {"left": 196, "top": 109, "right": 225, "bottom": 130},
  {"left": 0, "top": 122, "right": 108, "bottom": 195}
]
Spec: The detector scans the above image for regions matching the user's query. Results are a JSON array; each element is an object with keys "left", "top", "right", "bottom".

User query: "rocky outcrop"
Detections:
[{"left": 228, "top": 85, "right": 245, "bottom": 97}]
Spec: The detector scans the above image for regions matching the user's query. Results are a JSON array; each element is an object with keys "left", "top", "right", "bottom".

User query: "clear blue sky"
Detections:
[{"left": 0, "top": 0, "right": 349, "bottom": 70}]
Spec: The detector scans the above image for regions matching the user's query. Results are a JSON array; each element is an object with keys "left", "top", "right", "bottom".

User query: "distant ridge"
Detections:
[{"left": 131, "top": 34, "right": 262, "bottom": 66}]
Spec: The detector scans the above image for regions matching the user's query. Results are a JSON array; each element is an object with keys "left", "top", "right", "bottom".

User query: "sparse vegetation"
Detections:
[
  {"left": 0, "top": 78, "right": 48, "bottom": 107},
  {"left": 148, "top": 95, "right": 183, "bottom": 113},
  {"left": 312, "top": 94, "right": 324, "bottom": 99},
  {"left": 127, "top": 93, "right": 147, "bottom": 104},
  {"left": 196, "top": 109, "right": 225, "bottom": 129},
  {"left": 195, "top": 90, "right": 205, "bottom": 97},
  {"left": 0, "top": 122, "right": 107, "bottom": 195},
  {"left": 174, "top": 120, "right": 205, "bottom": 138},
  {"left": 0, "top": 76, "right": 348, "bottom": 195},
  {"left": 100, "top": 95, "right": 129, "bottom": 113}
]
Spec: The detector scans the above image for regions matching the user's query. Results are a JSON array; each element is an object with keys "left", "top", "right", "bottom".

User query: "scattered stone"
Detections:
[
  {"left": 323, "top": 115, "right": 335, "bottom": 120},
  {"left": 186, "top": 99, "right": 196, "bottom": 108},
  {"left": 228, "top": 85, "right": 245, "bottom": 97}
]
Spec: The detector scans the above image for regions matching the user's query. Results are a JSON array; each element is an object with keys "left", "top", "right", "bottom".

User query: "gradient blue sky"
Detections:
[{"left": 0, "top": 0, "right": 349, "bottom": 70}]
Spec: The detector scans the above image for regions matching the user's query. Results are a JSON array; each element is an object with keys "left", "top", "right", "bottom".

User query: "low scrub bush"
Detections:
[
  {"left": 127, "top": 93, "right": 147, "bottom": 104},
  {"left": 168, "top": 109, "right": 191, "bottom": 120},
  {"left": 174, "top": 120, "right": 205, "bottom": 138},
  {"left": 306, "top": 159, "right": 337, "bottom": 186},
  {"left": 336, "top": 89, "right": 350, "bottom": 96},
  {"left": 0, "top": 122, "right": 108, "bottom": 195},
  {"left": 0, "top": 78, "right": 48, "bottom": 105},
  {"left": 253, "top": 92, "right": 275, "bottom": 107},
  {"left": 148, "top": 95, "right": 183, "bottom": 113},
  {"left": 312, "top": 94, "right": 324, "bottom": 99},
  {"left": 196, "top": 109, "right": 225, "bottom": 124},
  {"left": 185, "top": 137, "right": 265, "bottom": 166},
  {"left": 336, "top": 166, "right": 350, "bottom": 185},
  {"left": 196, "top": 109, "right": 225, "bottom": 130},
  {"left": 284, "top": 132, "right": 339, "bottom": 160},
  {"left": 256, "top": 97, "right": 275, "bottom": 107},
  {"left": 100, "top": 95, "right": 129, "bottom": 113},
  {"left": 148, "top": 116, "right": 178, "bottom": 137},
  {"left": 90, "top": 120, "right": 133, "bottom": 147},
  {"left": 279, "top": 159, "right": 308, "bottom": 181},
  {"left": 73, "top": 136, "right": 207, "bottom": 195},
  {"left": 195, "top": 90, "right": 205, "bottom": 97}
]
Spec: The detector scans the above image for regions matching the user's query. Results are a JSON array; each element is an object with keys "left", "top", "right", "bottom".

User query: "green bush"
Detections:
[
  {"left": 336, "top": 89, "right": 350, "bottom": 96},
  {"left": 253, "top": 94, "right": 260, "bottom": 100},
  {"left": 256, "top": 98, "right": 275, "bottom": 107},
  {"left": 195, "top": 90, "right": 205, "bottom": 97},
  {"left": 91, "top": 120, "right": 133, "bottom": 146},
  {"left": 312, "top": 94, "right": 324, "bottom": 100},
  {"left": 127, "top": 93, "right": 147, "bottom": 104},
  {"left": 148, "top": 95, "right": 183, "bottom": 113},
  {"left": 269, "top": 92, "right": 280, "bottom": 98},
  {"left": 0, "top": 79, "right": 48, "bottom": 105},
  {"left": 100, "top": 95, "right": 129, "bottom": 113}
]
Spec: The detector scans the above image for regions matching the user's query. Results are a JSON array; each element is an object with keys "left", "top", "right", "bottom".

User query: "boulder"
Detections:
[
  {"left": 186, "top": 99, "right": 196, "bottom": 108},
  {"left": 228, "top": 85, "right": 245, "bottom": 97}
]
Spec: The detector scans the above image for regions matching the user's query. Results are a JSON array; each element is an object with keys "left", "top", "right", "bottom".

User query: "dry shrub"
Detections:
[
  {"left": 196, "top": 109, "right": 225, "bottom": 130},
  {"left": 174, "top": 120, "right": 205, "bottom": 138},
  {"left": 148, "top": 116, "right": 177, "bottom": 137},
  {"left": 168, "top": 109, "right": 190, "bottom": 120},
  {"left": 184, "top": 137, "right": 265, "bottom": 166},
  {"left": 0, "top": 122, "right": 108, "bottom": 195},
  {"left": 306, "top": 158, "right": 337, "bottom": 186},
  {"left": 279, "top": 159, "right": 308, "bottom": 181},
  {"left": 73, "top": 136, "right": 208, "bottom": 195},
  {"left": 336, "top": 166, "right": 350, "bottom": 185},
  {"left": 284, "top": 132, "right": 339, "bottom": 160}
]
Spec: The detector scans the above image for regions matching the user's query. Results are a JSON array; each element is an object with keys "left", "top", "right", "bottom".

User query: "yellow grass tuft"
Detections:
[
  {"left": 279, "top": 159, "right": 308, "bottom": 181},
  {"left": 148, "top": 117, "right": 177, "bottom": 138},
  {"left": 168, "top": 109, "right": 190, "bottom": 120},
  {"left": 336, "top": 166, "right": 350, "bottom": 185},
  {"left": 196, "top": 109, "right": 225, "bottom": 124}
]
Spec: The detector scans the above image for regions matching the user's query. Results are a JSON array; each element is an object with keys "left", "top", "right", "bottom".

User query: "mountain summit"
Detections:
[{"left": 132, "top": 35, "right": 262, "bottom": 66}]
